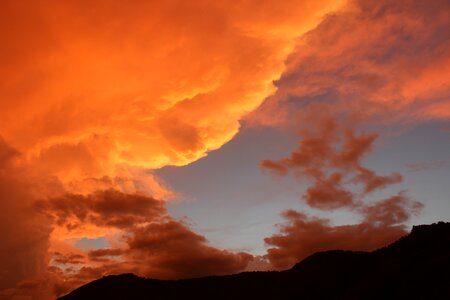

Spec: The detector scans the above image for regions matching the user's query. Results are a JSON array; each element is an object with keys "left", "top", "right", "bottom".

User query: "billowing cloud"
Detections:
[
  {"left": 36, "top": 190, "right": 253, "bottom": 294},
  {"left": 1, "top": 0, "right": 444, "bottom": 298},
  {"left": 362, "top": 193, "right": 424, "bottom": 226},
  {"left": 256, "top": 0, "right": 445, "bottom": 270},
  {"left": 126, "top": 220, "right": 252, "bottom": 279},
  {"left": 37, "top": 190, "right": 166, "bottom": 231},
  {"left": 262, "top": 118, "right": 402, "bottom": 209},
  {"left": 354, "top": 167, "right": 402, "bottom": 194},
  {"left": 52, "top": 252, "right": 85, "bottom": 266},
  {"left": 303, "top": 172, "right": 354, "bottom": 209},
  {"left": 0, "top": 139, "right": 253, "bottom": 298},
  {"left": 87, "top": 248, "right": 124, "bottom": 263},
  {"left": 265, "top": 192, "right": 422, "bottom": 269},
  {"left": 1, "top": 1, "right": 350, "bottom": 298},
  {"left": 261, "top": 118, "right": 378, "bottom": 178},
  {"left": 248, "top": 0, "right": 450, "bottom": 126},
  {"left": 260, "top": 117, "right": 422, "bottom": 269},
  {"left": 0, "top": 141, "right": 54, "bottom": 300},
  {"left": 0, "top": 0, "right": 345, "bottom": 193}
]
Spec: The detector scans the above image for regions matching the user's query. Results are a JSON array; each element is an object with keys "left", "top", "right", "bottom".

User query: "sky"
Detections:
[{"left": 0, "top": 0, "right": 449, "bottom": 299}]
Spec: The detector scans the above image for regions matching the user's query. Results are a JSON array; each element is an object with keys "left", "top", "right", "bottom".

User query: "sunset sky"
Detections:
[{"left": 0, "top": 0, "right": 449, "bottom": 299}]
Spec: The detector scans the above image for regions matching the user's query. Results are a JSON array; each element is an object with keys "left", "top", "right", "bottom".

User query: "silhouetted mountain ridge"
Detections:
[{"left": 59, "top": 222, "right": 450, "bottom": 299}]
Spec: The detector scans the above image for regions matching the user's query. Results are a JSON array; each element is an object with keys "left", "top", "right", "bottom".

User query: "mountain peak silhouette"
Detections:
[{"left": 59, "top": 222, "right": 450, "bottom": 300}]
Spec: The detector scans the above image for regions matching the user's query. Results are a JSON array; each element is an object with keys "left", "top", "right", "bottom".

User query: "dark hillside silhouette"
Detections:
[{"left": 59, "top": 222, "right": 450, "bottom": 300}]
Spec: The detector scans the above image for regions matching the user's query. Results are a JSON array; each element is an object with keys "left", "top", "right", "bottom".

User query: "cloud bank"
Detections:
[
  {"left": 0, "top": 0, "right": 344, "bottom": 193},
  {"left": 249, "top": 0, "right": 450, "bottom": 126},
  {"left": 0, "top": 1, "right": 345, "bottom": 298}
]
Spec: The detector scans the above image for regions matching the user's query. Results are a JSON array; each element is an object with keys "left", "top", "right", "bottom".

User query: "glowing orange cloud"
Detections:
[
  {"left": 0, "top": 0, "right": 345, "bottom": 194},
  {"left": 1, "top": 2, "right": 351, "bottom": 298}
]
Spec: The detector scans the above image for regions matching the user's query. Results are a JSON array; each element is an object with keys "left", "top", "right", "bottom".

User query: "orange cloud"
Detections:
[
  {"left": 1, "top": 2, "right": 350, "bottom": 298},
  {"left": 362, "top": 193, "right": 424, "bottom": 226},
  {"left": 256, "top": 0, "right": 442, "bottom": 270},
  {"left": 52, "top": 252, "right": 85, "bottom": 266},
  {"left": 261, "top": 117, "right": 403, "bottom": 209},
  {"left": 265, "top": 192, "right": 422, "bottom": 269},
  {"left": 248, "top": 0, "right": 450, "bottom": 126},
  {"left": 0, "top": 137, "right": 249, "bottom": 298},
  {"left": 303, "top": 172, "right": 355, "bottom": 209},
  {"left": 260, "top": 114, "right": 423, "bottom": 269},
  {"left": 126, "top": 220, "right": 253, "bottom": 279},
  {"left": 354, "top": 167, "right": 402, "bottom": 193},
  {"left": 38, "top": 189, "right": 166, "bottom": 231},
  {"left": 0, "top": 0, "right": 345, "bottom": 194},
  {"left": 87, "top": 248, "right": 124, "bottom": 263},
  {"left": 0, "top": 141, "right": 54, "bottom": 300},
  {"left": 36, "top": 189, "right": 254, "bottom": 295}
]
